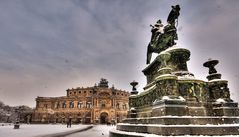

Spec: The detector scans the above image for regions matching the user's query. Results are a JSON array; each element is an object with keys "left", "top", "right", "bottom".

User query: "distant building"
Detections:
[{"left": 32, "top": 78, "right": 130, "bottom": 124}]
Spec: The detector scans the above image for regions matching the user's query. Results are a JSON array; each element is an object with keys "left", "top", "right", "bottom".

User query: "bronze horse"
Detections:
[
  {"left": 146, "top": 25, "right": 177, "bottom": 64},
  {"left": 146, "top": 5, "right": 180, "bottom": 64}
]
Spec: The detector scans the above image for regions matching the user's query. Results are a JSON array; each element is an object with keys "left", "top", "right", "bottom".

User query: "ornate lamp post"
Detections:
[{"left": 14, "top": 106, "right": 23, "bottom": 129}]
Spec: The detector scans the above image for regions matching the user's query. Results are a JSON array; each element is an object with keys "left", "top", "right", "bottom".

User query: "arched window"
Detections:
[
  {"left": 86, "top": 102, "right": 92, "bottom": 108},
  {"left": 116, "top": 103, "right": 120, "bottom": 109},
  {"left": 54, "top": 102, "right": 57, "bottom": 109},
  {"left": 55, "top": 102, "right": 60, "bottom": 109},
  {"left": 78, "top": 102, "right": 82, "bottom": 108},
  {"left": 69, "top": 101, "right": 74, "bottom": 108},
  {"left": 62, "top": 102, "right": 66, "bottom": 108},
  {"left": 123, "top": 104, "right": 127, "bottom": 109}
]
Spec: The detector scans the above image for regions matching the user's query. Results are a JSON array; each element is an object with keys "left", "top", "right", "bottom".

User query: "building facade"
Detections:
[{"left": 32, "top": 79, "right": 130, "bottom": 124}]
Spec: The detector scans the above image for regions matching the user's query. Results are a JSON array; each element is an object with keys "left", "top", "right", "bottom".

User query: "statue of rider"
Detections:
[{"left": 146, "top": 5, "right": 181, "bottom": 64}]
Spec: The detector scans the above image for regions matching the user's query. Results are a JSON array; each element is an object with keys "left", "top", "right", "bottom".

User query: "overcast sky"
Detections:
[{"left": 0, "top": 0, "right": 239, "bottom": 107}]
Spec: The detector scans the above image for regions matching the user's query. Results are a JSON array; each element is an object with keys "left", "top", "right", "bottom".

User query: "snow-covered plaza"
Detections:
[
  {"left": 0, "top": 123, "right": 91, "bottom": 137},
  {"left": 0, "top": 123, "right": 239, "bottom": 137}
]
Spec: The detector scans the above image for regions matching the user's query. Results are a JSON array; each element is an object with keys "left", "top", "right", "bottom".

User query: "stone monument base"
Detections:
[{"left": 111, "top": 5, "right": 239, "bottom": 136}]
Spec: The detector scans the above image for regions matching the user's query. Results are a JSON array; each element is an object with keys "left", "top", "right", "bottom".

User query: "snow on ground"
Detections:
[
  {"left": 0, "top": 123, "right": 90, "bottom": 137},
  {"left": 1, "top": 123, "right": 238, "bottom": 137},
  {"left": 66, "top": 125, "right": 116, "bottom": 137}
]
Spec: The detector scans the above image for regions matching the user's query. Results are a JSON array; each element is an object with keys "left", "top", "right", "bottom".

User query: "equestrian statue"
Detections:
[{"left": 146, "top": 5, "right": 180, "bottom": 64}]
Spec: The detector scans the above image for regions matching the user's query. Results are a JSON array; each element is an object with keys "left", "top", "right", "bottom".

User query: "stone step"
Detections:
[
  {"left": 116, "top": 123, "right": 239, "bottom": 136},
  {"left": 123, "top": 116, "right": 239, "bottom": 125},
  {"left": 109, "top": 128, "right": 155, "bottom": 137}
]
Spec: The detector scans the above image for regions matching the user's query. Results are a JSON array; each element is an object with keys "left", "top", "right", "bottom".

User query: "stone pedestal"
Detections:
[
  {"left": 110, "top": 47, "right": 239, "bottom": 136},
  {"left": 110, "top": 6, "right": 239, "bottom": 135},
  {"left": 152, "top": 98, "right": 187, "bottom": 116},
  {"left": 186, "top": 102, "right": 207, "bottom": 116},
  {"left": 212, "top": 101, "right": 239, "bottom": 116}
]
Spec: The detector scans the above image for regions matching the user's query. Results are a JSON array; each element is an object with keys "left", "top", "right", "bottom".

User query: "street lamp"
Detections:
[{"left": 14, "top": 106, "right": 23, "bottom": 129}]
